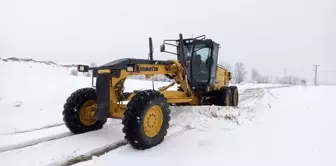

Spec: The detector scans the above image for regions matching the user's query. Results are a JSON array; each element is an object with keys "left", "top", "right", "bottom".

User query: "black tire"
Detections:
[
  {"left": 229, "top": 86, "right": 239, "bottom": 106},
  {"left": 62, "top": 87, "right": 105, "bottom": 134},
  {"left": 216, "top": 87, "right": 232, "bottom": 106},
  {"left": 122, "top": 90, "right": 171, "bottom": 150}
]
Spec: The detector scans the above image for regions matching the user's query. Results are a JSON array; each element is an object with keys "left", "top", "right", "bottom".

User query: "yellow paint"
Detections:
[
  {"left": 109, "top": 104, "right": 127, "bottom": 119},
  {"left": 145, "top": 74, "right": 152, "bottom": 79},
  {"left": 167, "top": 98, "right": 193, "bottom": 103},
  {"left": 130, "top": 64, "right": 175, "bottom": 75},
  {"left": 143, "top": 105, "right": 163, "bottom": 138},
  {"left": 233, "top": 90, "right": 238, "bottom": 106},
  {"left": 225, "top": 94, "right": 231, "bottom": 106},
  {"left": 105, "top": 62, "right": 198, "bottom": 117},
  {"left": 123, "top": 91, "right": 194, "bottom": 104},
  {"left": 161, "top": 90, "right": 189, "bottom": 98},
  {"left": 103, "top": 61, "right": 233, "bottom": 116},
  {"left": 98, "top": 69, "right": 111, "bottom": 74},
  {"left": 79, "top": 100, "right": 97, "bottom": 126},
  {"left": 158, "top": 82, "right": 175, "bottom": 91},
  {"left": 213, "top": 66, "right": 230, "bottom": 90}
]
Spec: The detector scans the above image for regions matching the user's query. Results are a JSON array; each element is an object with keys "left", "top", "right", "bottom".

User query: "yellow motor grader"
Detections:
[{"left": 62, "top": 34, "right": 238, "bottom": 150}]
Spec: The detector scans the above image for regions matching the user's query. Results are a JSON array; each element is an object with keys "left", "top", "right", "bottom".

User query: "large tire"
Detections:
[
  {"left": 122, "top": 90, "right": 171, "bottom": 150},
  {"left": 216, "top": 87, "right": 232, "bottom": 106},
  {"left": 62, "top": 87, "right": 105, "bottom": 134},
  {"left": 229, "top": 86, "right": 239, "bottom": 106}
]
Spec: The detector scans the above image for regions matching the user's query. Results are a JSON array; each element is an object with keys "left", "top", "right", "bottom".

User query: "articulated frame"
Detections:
[{"left": 97, "top": 60, "right": 198, "bottom": 119}]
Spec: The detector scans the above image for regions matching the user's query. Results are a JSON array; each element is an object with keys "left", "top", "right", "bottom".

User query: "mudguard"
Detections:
[{"left": 94, "top": 73, "right": 110, "bottom": 122}]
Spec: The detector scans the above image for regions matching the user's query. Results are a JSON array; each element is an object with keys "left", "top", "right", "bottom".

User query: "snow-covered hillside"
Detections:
[{"left": 2, "top": 59, "right": 333, "bottom": 166}]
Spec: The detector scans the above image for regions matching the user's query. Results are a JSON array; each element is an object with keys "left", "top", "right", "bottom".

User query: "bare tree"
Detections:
[
  {"left": 251, "top": 68, "right": 260, "bottom": 82},
  {"left": 274, "top": 76, "right": 280, "bottom": 84},
  {"left": 234, "top": 62, "right": 247, "bottom": 84}
]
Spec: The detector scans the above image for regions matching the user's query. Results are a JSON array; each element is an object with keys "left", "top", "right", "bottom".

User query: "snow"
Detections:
[
  {"left": 0, "top": 125, "right": 71, "bottom": 153},
  {"left": 0, "top": 60, "right": 91, "bottom": 134},
  {"left": 2, "top": 60, "right": 334, "bottom": 166},
  {"left": 0, "top": 121, "right": 125, "bottom": 166},
  {"left": 0, "top": 60, "right": 174, "bottom": 134},
  {"left": 74, "top": 86, "right": 336, "bottom": 166},
  {"left": 0, "top": 95, "right": 263, "bottom": 166}
]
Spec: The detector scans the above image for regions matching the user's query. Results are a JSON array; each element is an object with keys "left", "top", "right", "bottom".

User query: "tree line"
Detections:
[{"left": 218, "top": 61, "right": 305, "bottom": 85}]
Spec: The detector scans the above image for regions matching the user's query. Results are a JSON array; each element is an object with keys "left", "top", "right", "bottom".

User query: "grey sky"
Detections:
[{"left": 1, "top": 0, "right": 335, "bottom": 84}]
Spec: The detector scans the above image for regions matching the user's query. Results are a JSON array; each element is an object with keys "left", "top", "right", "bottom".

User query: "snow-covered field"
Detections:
[{"left": 1, "top": 60, "right": 334, "bottom": 166}]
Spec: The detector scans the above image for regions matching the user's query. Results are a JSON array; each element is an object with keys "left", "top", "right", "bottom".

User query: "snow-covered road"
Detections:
[
  {"left": 0, "top": 87, "right": 267, "bottom": 166},
  {"left": 1, "top": 85, "right": 335, "bottom": 166},
  {"left": 73, "top": 86, "right": 336, "bottom": 166}
]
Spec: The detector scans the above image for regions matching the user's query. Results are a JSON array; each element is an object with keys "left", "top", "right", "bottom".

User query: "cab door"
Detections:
[{"left": 190, "top": 43, "right": 212, "bottom": 89}]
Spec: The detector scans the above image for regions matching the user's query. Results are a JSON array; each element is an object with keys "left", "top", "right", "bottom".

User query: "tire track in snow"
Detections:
[
  {"left": 0, "top": 119, "right": 180, "bottom": 155},
  {"left": 50, "top": 140, "right": 128, "bottom": 166},
  {"left": 0, "top": 121, "right": 122, "bottom": 153},
  {"left": 239, "top": 89, "right": 263, "bottom": 102},
  {"left": 238, "top": 85, "right": 290, "bottom": 103},
  {"left": 1, "top": 123, "right": 65, "bottom": 135},
  {"left": 0, "top": 131, "right": 73, "bottom": 153},
  {"left": 57, "top": 124, "right": 190, "bottom": 166}
]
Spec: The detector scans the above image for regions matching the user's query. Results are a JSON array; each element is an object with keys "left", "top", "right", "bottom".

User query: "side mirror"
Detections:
[{"left": 160, "top": 44, "right": 165, "bottom": 52}]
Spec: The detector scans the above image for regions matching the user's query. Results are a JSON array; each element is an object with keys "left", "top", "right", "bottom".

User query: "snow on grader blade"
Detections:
[{"left": 62, "top": 34, "right": 239, "bottom": 150}]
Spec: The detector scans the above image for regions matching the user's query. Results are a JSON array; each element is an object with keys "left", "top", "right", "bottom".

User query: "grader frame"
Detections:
[{"left": 63, "top": 33, "right": 237, "bottom": 150}]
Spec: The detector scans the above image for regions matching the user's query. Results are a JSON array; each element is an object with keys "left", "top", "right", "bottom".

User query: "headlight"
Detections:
[
  {"left": 77, "top": 65, "right": 89, "bottom": 72},
  {"left": 126, "top": 65, "right": 134, "bottom": 72},
  {"left": 79, "top": 66, "right": 85, "bottom": 71}
]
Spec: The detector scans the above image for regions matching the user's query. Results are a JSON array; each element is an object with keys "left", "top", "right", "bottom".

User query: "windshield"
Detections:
[{"left": 187, "top": 43, "right": 210, "bottom": 63}]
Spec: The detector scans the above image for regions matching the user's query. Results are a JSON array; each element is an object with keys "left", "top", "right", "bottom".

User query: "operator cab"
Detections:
[{"left": 160, "top": 34, "right": 220, "bottom": 93}]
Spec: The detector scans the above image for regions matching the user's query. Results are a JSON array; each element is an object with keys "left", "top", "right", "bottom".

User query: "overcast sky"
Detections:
[{"left": 0, "top": 0, "right": 335, "bottom": 84}]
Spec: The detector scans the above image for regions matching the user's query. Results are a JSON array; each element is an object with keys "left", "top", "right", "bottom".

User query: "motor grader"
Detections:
[{"left": 62, "top": 34, "right": 238, "bottom": 150}]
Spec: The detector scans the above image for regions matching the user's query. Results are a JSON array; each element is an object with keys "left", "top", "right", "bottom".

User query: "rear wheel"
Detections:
[
  {"left": 122, "top": 90, "right": 171, "bottom": 150},
  {"left": 229, "top": 86, "right": 239, "bottom": 106},
  {"left": 62, "top": 88, "right": 105, "bottom": 134},
  {"left": 216, "top": 87, "right": 232, "bottom": 106}
]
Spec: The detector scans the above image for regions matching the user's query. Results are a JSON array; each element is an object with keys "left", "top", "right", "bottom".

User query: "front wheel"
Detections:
[
  {"left": 229, "top": 86, "right": 239, "bottom": 107},
  {"left": 216, "top": 87, "right": 232, "bottom": 106},
  {"left": 122, "top": 90, "right": 171, "bottom": 150},
  {"left": 62, "top": 88, "right": 105, "bottom": 134}
]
